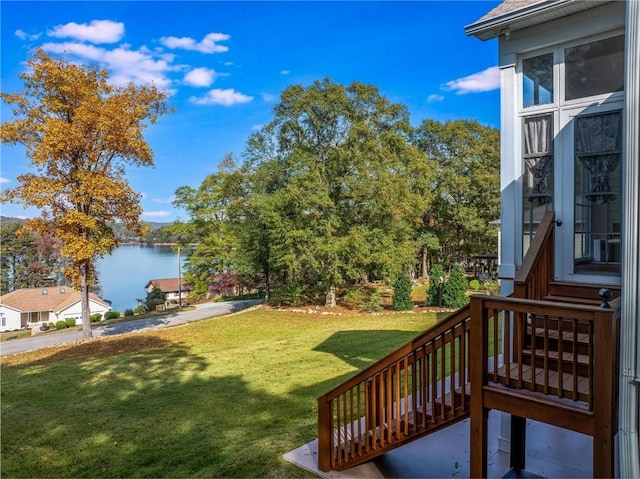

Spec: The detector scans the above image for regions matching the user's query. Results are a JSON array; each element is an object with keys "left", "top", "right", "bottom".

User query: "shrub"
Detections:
[
  {"left": 343, "top": 288, "right": 366, "bottom": 310},
  {"left": 442, "top": 265, "right": 469, "bottom": 308},
  {"left": 90, "top": 313, "right": 102, "bottom": 323},
  {"left": 392, "top": 273, "right": 413, "bottom": 311},
  {"left": 65, "top": 317, "right": 77, "bottom": 327},
  {"left": 483, "top": 279, "right": 500, "bottom": 296},
  {"left": 145, "top": 285, "right": 166, "bottom": 311},
  {"left": 469, "top": 279, "right": 481, "bottom": 291},
  {"left": 134, "top": 305, "right": 146, "bottom": 315},
  {"left": 362, "top": 289, "right": 383, "bottom": 312},
  {"left": 280, "top": 283, "right": 303, "bottom": 306},
  {"left": 124, "top": 309, "right": 134, "bottom": 317},
  {"left": 427, "top": 264, "right": 446, "bottom": 306},
  {"left": 104, "top": 311, "right": 120, "bottom": 320},
  {"left": 55, "top": 320, "right": 67, "bottom": 330}
]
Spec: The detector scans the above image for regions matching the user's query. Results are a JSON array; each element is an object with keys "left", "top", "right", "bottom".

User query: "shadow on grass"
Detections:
[
  {"left": 1, "top": 335, "right": 313, "bottom": 478},
  {"left": 286, "top": 329, "right": 425, "bottom": 399},
  {"left": 313, "top": 329, "right": 421, "bottom": 371}
]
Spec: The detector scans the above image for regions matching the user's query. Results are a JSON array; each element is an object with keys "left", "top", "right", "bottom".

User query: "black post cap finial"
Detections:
[{"left": 599, "top": 288, "right": 612, "bottom": 309}]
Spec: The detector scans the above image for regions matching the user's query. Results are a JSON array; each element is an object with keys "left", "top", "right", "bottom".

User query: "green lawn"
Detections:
[{"left": 1, "top": 307, "right": 444, "bottom": 478}]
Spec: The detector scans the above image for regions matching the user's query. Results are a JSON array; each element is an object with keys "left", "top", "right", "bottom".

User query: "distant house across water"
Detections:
[{"left": 144, "top": 278, "right": 193, "bottom": 307}]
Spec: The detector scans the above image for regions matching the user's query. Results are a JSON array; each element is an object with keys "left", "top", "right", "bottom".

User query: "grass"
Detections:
[
  {"left": 0, "top": 330, "right": 32, "bottom": 342},
  {"left": 1, "top": 307, "right": 445, "bottom": 478}
]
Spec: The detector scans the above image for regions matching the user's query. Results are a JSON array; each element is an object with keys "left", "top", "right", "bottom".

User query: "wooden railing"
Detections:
[
  {"left": 470, "top": 294, "right": 621, "bottom": 478},
  {"left": 317, "top": 305, "right": 472, "bottom": 472},
  {"left": 471, "top": 295, "right": 620, "bottom": 409},
  {"left": 514, "top": 211, "right": 555, "bottom": 300}
]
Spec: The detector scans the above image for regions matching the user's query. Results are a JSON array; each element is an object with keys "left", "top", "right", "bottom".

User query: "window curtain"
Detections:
[
  {"left": 524, "top": 115, "right": 553, "bottom": 205},
  {"left": 575, "top": 112, "right": 622, "bottom": 204}
]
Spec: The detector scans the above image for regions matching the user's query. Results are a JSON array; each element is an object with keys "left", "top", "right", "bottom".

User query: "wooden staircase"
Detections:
[
  {"left": 317, "top": 305, "right": 472, "bottom": 471},
  {"left": 317, "top": 212, "right": 621, "bottom": 477}
]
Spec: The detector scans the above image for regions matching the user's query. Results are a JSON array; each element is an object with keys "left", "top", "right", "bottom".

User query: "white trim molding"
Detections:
[{"left": 619, "top": 1, "right": 640, "bottom": 477}]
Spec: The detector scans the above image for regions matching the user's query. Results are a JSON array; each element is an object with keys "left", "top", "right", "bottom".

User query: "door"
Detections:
[{"left": 556, "top": 102, "right": 623, "bottom": 284}]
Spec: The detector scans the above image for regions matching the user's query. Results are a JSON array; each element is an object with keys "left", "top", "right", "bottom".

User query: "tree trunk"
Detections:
[
  {"left": 80, "top": 262, "right": 93, "bottom": 339},
  {"left": 422, "top": 247, "right": 428, "bottom": 278},
  {"left": 325, "top": 285, "right": 336, "bottom": 308}
]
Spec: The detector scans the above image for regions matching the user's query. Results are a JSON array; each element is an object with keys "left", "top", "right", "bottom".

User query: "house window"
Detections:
[
  {"left": 573, "top": 110, "right": 622, "bottom": 275},
  {"left": 1, "top": 314, "right": 6, "bottom": 327},
  {"left": 523, "top": 114, "right": 554, "bottom": 253},
  {"left": 565, "top": 35, "right": 624, "bottom": 100},
  {"left": 522, "top": 53, "right": 554, "bottom": 107}
]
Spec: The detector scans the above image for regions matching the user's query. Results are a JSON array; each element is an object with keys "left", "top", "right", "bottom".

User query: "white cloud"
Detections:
[
  {"left": 261, "top": 92, "right": 277, "bottom": 102},
  {"left": 280, "top": 70, "right": 290, "bottom": 75},
  {"left": 184, "top": 67, "right": 217, "bottom": 87},
  {"left": 224, "top": 61, "right": 234, "bottom": 66},
  {"left": 427, "top": 94, "right": 445, "bottom": 103},
  {"left": 15, "top": 29, "right": 41, "bottom": 41},
  {"left": 442, "top": 66, "right": 500, "bottom": 94},
  {"left": 251, "top": 124, "right": 263, "bottom": 131},
  {"left": 152, "top": 196, "right": 175, "bottom": 204},
  {"left": 48, "top": 20, "right": 124, "bottom": 44},
  {"left": 160, "top": 32, "right": 230, "bottom": 54},
  {"left": 42, "top": 41, "right": 175, "bottom": 90},
  {"left": 142, "top": 210, "right": 172, "bottom": 218},
  {"left": 190, "top": 88, "right": 253, "bottom": 106},
  {"left": 0, "top": 177, "right": 10, "bottom": 184}
]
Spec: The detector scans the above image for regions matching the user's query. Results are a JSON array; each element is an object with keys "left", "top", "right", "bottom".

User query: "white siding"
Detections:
[
  {"left": 59, "top": 299, "right": 110, "bottom": 320},
  {"left": 0, "top": 306, "right": 22, "bottom": 332}
]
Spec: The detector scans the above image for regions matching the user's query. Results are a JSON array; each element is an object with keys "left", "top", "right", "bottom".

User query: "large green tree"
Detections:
[
  {"left": 413, "top": 119, "right": 500, "bottom": 265},
  {"left": 1, "top": 49, "right": 171, "bottom": 338},
  {"left": 172, "top": 154, "right": 245, "bottom": 294},
  {"left": 243, "top": 79, "right": 433, "bottom": 306}
]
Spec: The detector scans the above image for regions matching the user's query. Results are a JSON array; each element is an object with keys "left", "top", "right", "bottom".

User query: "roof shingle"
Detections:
[{"left": 0, "top": 286, "right": 110, "bottom": 312}]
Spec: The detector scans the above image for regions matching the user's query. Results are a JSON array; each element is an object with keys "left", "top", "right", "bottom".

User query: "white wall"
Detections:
[
  {"left": 58, "top": 299, "right": 111, "bottom": 324},
  {"left": 0, "top": 306, "right": 22, "bottom": 332}
]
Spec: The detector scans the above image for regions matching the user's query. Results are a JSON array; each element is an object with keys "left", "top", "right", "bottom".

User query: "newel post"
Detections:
[
  {"left": 470, "top": 295, "right": 489, "bottom": 478},
  {"left": 317, "top": 395, "right": 332, "bottom": 472},
  {"left": 592, "top": 310, "right": 616, "bottom": 478}
]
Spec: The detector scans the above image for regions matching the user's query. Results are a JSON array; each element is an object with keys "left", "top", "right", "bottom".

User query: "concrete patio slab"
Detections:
[{"left": 284, "top": 411, "right": 594, "bottom": 478}]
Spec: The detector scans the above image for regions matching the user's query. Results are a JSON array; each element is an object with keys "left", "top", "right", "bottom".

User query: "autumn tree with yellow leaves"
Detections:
[{"left": 1, "top": 49, "right": 171, "bottom": 338}]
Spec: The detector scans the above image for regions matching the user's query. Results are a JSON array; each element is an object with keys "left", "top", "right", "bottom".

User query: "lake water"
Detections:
[{"left": 96, "top": 245, "right": 187, "bottom": 312}]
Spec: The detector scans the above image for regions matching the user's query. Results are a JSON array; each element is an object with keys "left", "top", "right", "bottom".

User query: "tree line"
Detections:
[
  {"left": 170, "top": 79, "right": 500, "bottom": 307},
  {"left": 1, "top": 49, "right": 498, "bottom": 343}
]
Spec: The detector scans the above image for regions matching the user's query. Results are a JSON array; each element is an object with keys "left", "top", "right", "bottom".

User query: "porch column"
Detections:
[
  {"left": 619, "top": 1, "right": 640, "bottom": 478},
  {"left": 498, "top": 53, "right": 518, "bottom": 453}
]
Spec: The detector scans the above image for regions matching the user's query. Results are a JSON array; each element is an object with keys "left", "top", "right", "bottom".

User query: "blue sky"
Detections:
[{"left": 1, "top": 1, "right": 500, "bottom": 223}]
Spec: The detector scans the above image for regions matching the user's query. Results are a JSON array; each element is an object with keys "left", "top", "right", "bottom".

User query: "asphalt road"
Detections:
[{"left": 0, "top": 299, "right": 262, "bottom": 357}]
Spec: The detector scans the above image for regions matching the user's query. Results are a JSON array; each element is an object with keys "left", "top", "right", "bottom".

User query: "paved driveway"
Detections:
[{"left": 0, "top": 299, "right": 262, "bottom": 357}]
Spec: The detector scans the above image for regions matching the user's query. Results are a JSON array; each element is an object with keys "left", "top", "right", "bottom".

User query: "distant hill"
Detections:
[
  {"left": 0, "top": 216, "right": 26, "bottom": 225},
  {"left": 1, "top": 216, "right": 171, "bottom": 241}
]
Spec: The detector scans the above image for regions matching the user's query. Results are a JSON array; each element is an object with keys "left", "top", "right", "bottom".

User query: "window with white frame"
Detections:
[{"left": 519, "top": 32, "right": 624, "bottom": 272}]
